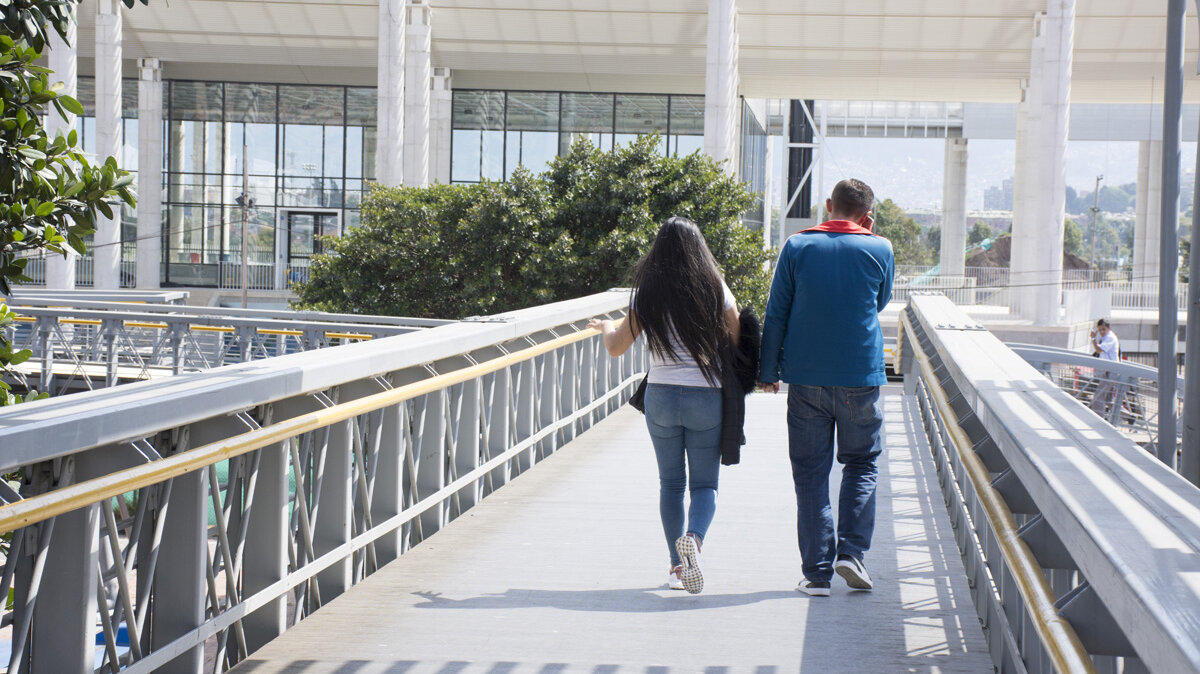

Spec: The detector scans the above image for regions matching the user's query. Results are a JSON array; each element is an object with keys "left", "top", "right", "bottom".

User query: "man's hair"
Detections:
[
  {"left": 830, "top": 179, "right": 875, "bottom": 218},
  {"left": 1096, "top": 318, "right": 1111, "bottom": 328}
]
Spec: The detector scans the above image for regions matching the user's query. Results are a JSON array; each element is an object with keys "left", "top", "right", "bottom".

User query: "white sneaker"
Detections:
[
  {"left": 674, "top": 534, "right": 704, "bottom": 594},
  {"left": 835, "top": 554, "right": 874, "bottom": 590},
  {"left": 667, "top": 566, "right": 685, "bottom": 590},
  {"left": 796, "top": 580, "right": 832, "bottom": 597}
]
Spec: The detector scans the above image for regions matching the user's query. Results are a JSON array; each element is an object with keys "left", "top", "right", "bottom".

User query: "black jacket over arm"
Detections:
[{"left": 720, "top": 308, "right": 762, "bottom": 466}]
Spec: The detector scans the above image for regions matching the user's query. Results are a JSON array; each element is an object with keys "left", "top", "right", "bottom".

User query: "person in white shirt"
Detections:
[{"left": 1089, "top": 318, "right": 1121, "bottom": 417}]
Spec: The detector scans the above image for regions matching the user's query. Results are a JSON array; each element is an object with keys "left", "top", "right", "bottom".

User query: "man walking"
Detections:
[
  {"left": 1089, "top": 318, "right": 1121, "bottom": 418},
  {"left": 758, "top": 179, "right": 895, "bottom": 597}
]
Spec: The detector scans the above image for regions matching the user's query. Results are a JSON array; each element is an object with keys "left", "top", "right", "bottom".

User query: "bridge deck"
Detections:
[{"left": 234, "top": 386, "right": 992, "bottom": 673}]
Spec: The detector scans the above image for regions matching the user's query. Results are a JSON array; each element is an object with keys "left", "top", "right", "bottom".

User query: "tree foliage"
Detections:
[
  {"left": 1063, "top": 218, "right": 1085, "bottom": 258},
  {"left": 0, "top": 0, "right": 144, "bottom": 405},
  {"left": 872, "top": 198, "right": 933, "bottom": 266},
  {"left": 967, "top": 220, "right": 995, "bottom": 247},
  {"left": 294, "top": 135, "right": 773, "bottom": 318}
]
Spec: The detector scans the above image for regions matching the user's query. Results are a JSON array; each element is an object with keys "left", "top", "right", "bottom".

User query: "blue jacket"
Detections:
[{"left": 759, "top": 221, "right": 895, "bottom": 387}]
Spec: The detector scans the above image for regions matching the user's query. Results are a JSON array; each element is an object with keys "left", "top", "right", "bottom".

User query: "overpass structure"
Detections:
[{"left": 0, "top": 292, "right": 1196, "bottom": 674}]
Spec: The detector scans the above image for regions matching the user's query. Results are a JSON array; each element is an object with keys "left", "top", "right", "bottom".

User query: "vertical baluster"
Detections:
[{"left": 314, "top": 418, "right": 353, "bottom": 601}]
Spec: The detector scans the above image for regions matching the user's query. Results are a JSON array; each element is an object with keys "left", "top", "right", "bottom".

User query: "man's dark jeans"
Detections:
[{"left": 786, "top": 385, "right": 884, "bottom": 582}]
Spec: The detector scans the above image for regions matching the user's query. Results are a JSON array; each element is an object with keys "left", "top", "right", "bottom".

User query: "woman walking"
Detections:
[{"left": 588, "top": 217, "right": 741, "bottom": 595}]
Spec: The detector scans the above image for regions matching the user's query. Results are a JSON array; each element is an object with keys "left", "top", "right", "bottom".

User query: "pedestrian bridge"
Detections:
[{"left": 0, "top": 292, "right": 1197, "bottom": 674}]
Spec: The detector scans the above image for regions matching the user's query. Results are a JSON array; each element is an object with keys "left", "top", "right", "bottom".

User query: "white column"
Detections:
[
  {"left": 762, "top": 127, "right": 774, "bottom": 248},
  {"left": 376, "top": 0, "right": 405, "bottom": 187},
  {"left": 93, "top": 0, "right": 123, "bottom": 289},
  {"left": 136, "top": 59, "right": 163, "bottom": 289},
  {"left": 430, "top": 67, "right": 453, "bottom": 185},
  {"left": 1134, "top": 140, "right": 1163, "bottom": 282},
  {"left": 1011, "top": 2, "right": 1074, "bottom": 325},
  {"left": 703, "top": 0, "right": 739, "bottom": 173},
  {"left": 45, "top": 19, "right": 77, "bottom": 289},
  {"left": 403, "top": 0, "right": 432, "bottom": 187},
  {"left": 940, "top": 136, "right": 968, "bottom": 277}
]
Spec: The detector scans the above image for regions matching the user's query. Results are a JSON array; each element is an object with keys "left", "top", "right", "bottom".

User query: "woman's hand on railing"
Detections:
[{"left": 587, "top": 316, "right": 636, "bottom": 357}]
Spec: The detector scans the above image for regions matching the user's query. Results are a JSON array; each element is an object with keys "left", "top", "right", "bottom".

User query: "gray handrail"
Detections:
[
  {"left": 900, "top": 294, "right": 1200, "bottom": 673},
  {"left": 1008, "top": 342, "right": 1187, "bottom": 392}
]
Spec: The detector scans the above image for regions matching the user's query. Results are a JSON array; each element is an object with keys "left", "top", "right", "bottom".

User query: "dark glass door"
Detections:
[{"left": 286, "top": 211, "right": 338, "bottom": 265}]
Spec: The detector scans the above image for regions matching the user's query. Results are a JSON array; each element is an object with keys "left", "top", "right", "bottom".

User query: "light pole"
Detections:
[
  {"left": 234, "top": 134, "right": 256, "bottom": 309},
  {"left": 1089, "top": 174, "right": 1102, "bottom": 273}
]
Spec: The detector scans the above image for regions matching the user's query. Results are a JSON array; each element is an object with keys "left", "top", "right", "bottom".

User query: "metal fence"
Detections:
[
  {"left": 0, "top": 290, "right": 643, "bottom": 674},
  {"left": 0, "top": 300, "right": 447, "bottom": 395},
  {"left": 1009, "top": 343, "right": 1184, "bottom": 459},
  {"left": 897, "top": 293, "right": 1200, "bottom": 674}
]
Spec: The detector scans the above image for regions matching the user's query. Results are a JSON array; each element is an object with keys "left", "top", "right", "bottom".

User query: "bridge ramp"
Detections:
[{"left": 234, "top": 387, "right": 991, "bottom": 673}]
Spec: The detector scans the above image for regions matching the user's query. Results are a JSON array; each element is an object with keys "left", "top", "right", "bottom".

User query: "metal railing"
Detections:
[
  {"left": 0, "top": 289, "right": 643, "bottom": 673},
  {"left": 0, "top": 300, "right": 449, "bottom": 395},
  {"left": 1009, "top": 343, "right": 1184, "bottom": 459},
  {"left": 897, "top": 293, "right": 1200, "bottom": 674}
]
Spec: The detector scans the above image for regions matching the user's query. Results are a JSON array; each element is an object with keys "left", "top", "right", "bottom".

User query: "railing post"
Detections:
[
  {"left": 26, "top": 457, "right": 99, "bottom": 674},
  {"left": 537, "top": 351, "right": 558, "bottom": 457},
  {"left": 454, "top": 379, "right": 482, "bottom": 512},
  {"left": 36, "top": 318, "right": 54, "bottom": 396},
  {"left": 415, "top": 390, "right": 447, "bottom": 536},
  {"left": 242, "top": 406, "right": 288, "bottom": 653},
  {"left": 314, "top": 417, "right": 353, "bottom": 600},
  {"left": 152, "top": 427, "right": 208, "bottom": 674},
  {"left": 103, "top": 318, "right": 119, "bottom": 387},
  {"left": 485, "top": 368, "right": 512, "bottom": 490},
  {"left": 559, "top": 342, "right": 578, "bottom": 443},
  {"left": 515, "top": 358, "right": 537, "bottom": 472},
  {"left": 373, "top": 400, "right": 406, "bottom": 564},
  {"left": 579, "top": 337, "right": 596, "bottom": 432}
]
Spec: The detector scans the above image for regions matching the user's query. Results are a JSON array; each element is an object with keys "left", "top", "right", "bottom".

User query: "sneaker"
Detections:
[
  {"left": 674, "top": 534, "right": 704, "bottom": 594},
  {"left": 796, "top": 580, "right": 831, "bottom": 597},
  {"left": 667, "top": 565, "right": 685, "bottom": 591},
  {"left": 835, "top": 554, "right": 873, "bottom": 590}
]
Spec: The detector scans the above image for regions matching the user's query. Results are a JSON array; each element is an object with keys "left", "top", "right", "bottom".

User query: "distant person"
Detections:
[
  {"left": 588, "top": 217, "right": 742, "bottom": 595},
  {"left": 1089, "top": 318, "right": 1121, "bottom": 416},
  {"left": 757, "top": 178, "right": 895, "bottom": 597}
]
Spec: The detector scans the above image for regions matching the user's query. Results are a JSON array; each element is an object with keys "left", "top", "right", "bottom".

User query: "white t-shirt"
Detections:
[
  {"left": 1095, "top": 332, "right": 1119, "bottom": 361},
  {"left": 644, "top": 281, "right": 736, "bottom": 388}
]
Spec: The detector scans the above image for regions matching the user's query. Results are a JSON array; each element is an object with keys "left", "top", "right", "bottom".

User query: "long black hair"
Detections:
[{"left": 631, "top": 216, "right": 729, "bottom": 384}]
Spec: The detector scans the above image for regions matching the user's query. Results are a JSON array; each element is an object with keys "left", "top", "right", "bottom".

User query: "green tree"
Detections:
[
  {"left": 1064, "top": 218, "right": 1085, "bottom": 258},
  {"left": 967, "top": 220, "right": 994, "bottom": 247},
  {"left": 294, "top": 135, "right": 773, "bottom": 318},
  {"left": 1182, "top": 237, "right": 1190, "bottom": 284},
  {"left": 1, "top": 0, "right": 143, "bottom": 405},
  {"left": 872, "top": 199, "right": 933, "bottom": 266},
  {"left": 925, "top": 225, "right": 941, "bottom": 259}
]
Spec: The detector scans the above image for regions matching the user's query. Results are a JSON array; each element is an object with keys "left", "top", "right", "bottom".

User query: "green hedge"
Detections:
[{"left": 293, "top": 135, "right": 773, "bottom": 319}]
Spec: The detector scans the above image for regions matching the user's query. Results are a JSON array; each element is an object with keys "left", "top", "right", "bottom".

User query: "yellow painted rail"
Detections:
[
  {"left": 0, "top": 327, "right": 600, "bottom": 534},
  {"left": 901, "top": 312, "right": 1095, "bottom": 674}
]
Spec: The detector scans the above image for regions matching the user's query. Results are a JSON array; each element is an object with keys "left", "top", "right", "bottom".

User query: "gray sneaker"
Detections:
[
  {"left": 835, "top": 554, "right": 873, "bottom": 590},
  {"left": 674, "top": 534, "right": 704, "bottom": 594}
]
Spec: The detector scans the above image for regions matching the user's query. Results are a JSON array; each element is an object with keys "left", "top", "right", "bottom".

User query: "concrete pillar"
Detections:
[
  {"left": 703, "top": 0, "right": 739, "bottom": 173},
  {"left": 940, "top": 136, "right": 968, "bottom": 277},
  {"left": 136, "top": 58, "right": 163, "bottom": 289},
  {"left": 430, "top": 67, "right": 452, "bottom": 185},
  {"left": 46, "top": 19, "right": 78, "bottom": 289},
  {"left": 376, "top": 0, "right": 405, "bottom": 187},
  {"left": 1134, "top": 140, "right": 1163, "bottom": 282},
  {"left": 1011, "top": 2, "right": 1074, "bottom": 325},
  {"left": 168, "top": 121, "right": 185, "bottom": 261},
  {"left": 403, "top": 0, "right": 432, "bottom": 187},
  {"left": 93, "top": 0, "right": 123, "bottom": 289}
]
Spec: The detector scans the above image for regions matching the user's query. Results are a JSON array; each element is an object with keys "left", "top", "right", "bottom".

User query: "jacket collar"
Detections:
[{"left": 801, "top": 219, "right": 876, "bottom": 236}]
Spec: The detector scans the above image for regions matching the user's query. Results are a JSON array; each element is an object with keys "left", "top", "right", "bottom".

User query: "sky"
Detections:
[{"left": 774, "top": 137, "right": 1198, "bottom": 212}]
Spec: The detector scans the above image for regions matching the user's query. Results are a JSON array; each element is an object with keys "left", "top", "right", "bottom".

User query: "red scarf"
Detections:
[{"left": 801, "top": 219, "right": 876, "bottom": 236}]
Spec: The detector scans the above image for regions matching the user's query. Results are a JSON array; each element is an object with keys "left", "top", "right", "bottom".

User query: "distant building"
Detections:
[{"left": 984, "top": 178, "right": 1015, "bottom": 211}]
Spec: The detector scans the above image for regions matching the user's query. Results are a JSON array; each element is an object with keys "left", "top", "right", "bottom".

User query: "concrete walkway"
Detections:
[{"left": 234, "top": 387, "right": 992, "bottom": 674}]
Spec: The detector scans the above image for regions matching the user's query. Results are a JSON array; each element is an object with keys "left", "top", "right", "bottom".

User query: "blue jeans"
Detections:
[
  {"left": 644, "top": 384, "right": 723, "bottom": 566},
  {"left": 787, "top": 385, "right": 884, "bottom": 582}
]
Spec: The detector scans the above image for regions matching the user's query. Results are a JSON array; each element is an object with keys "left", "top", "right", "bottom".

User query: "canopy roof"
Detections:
[{"left": 77, "top": 0, "right": 1200, "bottom": 103}]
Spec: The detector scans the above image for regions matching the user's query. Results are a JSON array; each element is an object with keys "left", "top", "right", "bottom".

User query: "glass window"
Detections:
[
  {"left": 669, "top": 95, "right": 705, "bottom": 156},
  {"left": 279, "top": 85, "right": 344, "bottom": 125},
  {"left": 505, "top": 91, "right": 558, "bottom": 177},
  {"left": 740, "top": 100, "right": 767, "bottom": 231},
  {"left": 615, "top": 94, "right": 668, "bottom": 152},
  {"left": 324, "top": 125, "right": 344, "bottom": 178},
  {"left": 171, "top": 81, "right": 224, "bottom": 121},
  {"left": 347, "top": 88, "right": 376, "bottom": 126},
  {"left": 452, "top": 91, "right": 505, "bottom": 182},
  {"left": 560, "top": 93, "right": 614, "bottom": 154},
  {"left": 225, "top": 83, "right": 277, "bottom": 124},
  {"left": 281, "top": 124, "right": 324, "bottom": 175},
  {"left": 346, "top": 126, "right": 364, "bottom": 179}
]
